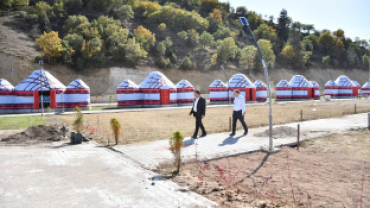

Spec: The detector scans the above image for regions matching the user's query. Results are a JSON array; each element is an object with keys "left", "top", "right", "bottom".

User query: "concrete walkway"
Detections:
[
  {"left": 113, "top": 113, "right": 369, "bottom": 169},
  {"left": 0, "top": 143, "right": 217, "bottom": 208}
]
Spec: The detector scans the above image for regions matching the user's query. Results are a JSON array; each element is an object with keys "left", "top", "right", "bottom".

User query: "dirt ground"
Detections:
[
  {"left": 0, "top": 125, "right": 64, "bottom": 145},
  {"left": 58, "top": 99, "right": 370, "bottom": 145},
  {"left": 171, "top": 130, "right": 370, "bottom": 208}
]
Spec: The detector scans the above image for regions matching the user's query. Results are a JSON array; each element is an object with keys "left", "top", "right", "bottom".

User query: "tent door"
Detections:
[
  {"left": 39, "top": 91, "right": 51, "bottom": 109},
  {"left": 160, "top": 89, "right": 170, "bottom": 105}
]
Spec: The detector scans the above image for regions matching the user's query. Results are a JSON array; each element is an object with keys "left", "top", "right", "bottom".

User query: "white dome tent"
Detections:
[
  {"left": 116, "top": 79, "right": 142, "bottom": 107},
  {"left": 176, "top": 79, "right": 194, "bottom": 106},
  {"left": 254, "top": 80, "right": 267, "bottom": 102},
  {"left": 310, "top": 81, "right": 320, "bottom": 100},
  {"left": 139, "top": 71, "right": 177, "bottom": 107},
  {"left": 13, "top": 70, "right": 65, "bottom": 112},
  {"left": 0, "top": 79, "right": 14, "bottom": 113},
  {"left": 63, "top": 79, "right": 91, "bottom": 109},
  {"left": 324, "top": 80, "right": 338, "bottom": 98},
  {"left": 209, "top": 79, "right": 229, "bottom": 104},
  {"left": 362, "top": 82, "right": 370, "bottom": 96},
  {"left": 335, "top": 75, "right": 356, "bottom": 99},
  {"left": 228, "top": 74, "right": 256, "bottom": 102},
  {"left": 275, "top": 80, "right": 292, "bottom": 101},
  {"left": 289, "top": 75, "right": 313, "bottom": 100}
]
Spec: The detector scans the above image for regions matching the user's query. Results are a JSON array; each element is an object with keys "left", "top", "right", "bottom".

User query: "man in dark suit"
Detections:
[{"left": 189, "top": 90, "right": 207, "bottom": 139}]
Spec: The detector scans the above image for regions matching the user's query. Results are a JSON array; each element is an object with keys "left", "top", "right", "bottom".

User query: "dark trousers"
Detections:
[
  {"left": 193, "top": 113, "right": 206, "bottom": 137},
  {"left": 232, "top": 110, "right": 248, "bottom": 133}
]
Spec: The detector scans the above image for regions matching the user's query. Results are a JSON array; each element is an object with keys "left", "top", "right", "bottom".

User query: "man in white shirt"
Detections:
[
  {"left": 230, "top": 89, "right": 248, "bottom": 137},
  {"left": 189, "top": 90, "right": 206, "bottom": 139}
]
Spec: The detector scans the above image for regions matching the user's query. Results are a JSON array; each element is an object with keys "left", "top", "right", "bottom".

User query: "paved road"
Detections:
[
  {"left": 113, "top": 113, "right": 369, "bottom": 169},
  {"left": 0, "top": 143, "right": 217, "bottom": 208}
]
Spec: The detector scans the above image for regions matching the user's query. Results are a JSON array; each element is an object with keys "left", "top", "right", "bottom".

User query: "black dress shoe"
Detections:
[
  {"left": 191, "top": 136, "right": 197, "bottom": 139},
  {"left": 200, "top": 133, "right": 207, "bottom": 137},
  {"left": 229, "top": 133, "right": 235, "bottom": 136},
  {"left": 243, "top": 132, "right": 248, "bottom": 136}
]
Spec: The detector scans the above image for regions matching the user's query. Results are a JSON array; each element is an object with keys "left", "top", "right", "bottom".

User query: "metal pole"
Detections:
[
  {"left": 297, "top": 124, "right": 300, "bottom": 150},
  {"left": 242, "top": 20, "right": 274, "bottom": 151},
  {"left": 221, "top": 66, "right": 230, "bottom": 106},
  {"left": 39, "top": 61, "right": 44, "bottom": 116}
]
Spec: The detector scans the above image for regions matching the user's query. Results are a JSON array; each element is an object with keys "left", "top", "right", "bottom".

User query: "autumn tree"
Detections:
[
  {"left": 211, "top": 53, "right": 217, "bottom": 65},
  {"left": 81, "top": 37, "right": 102, "bottom": 59},
  {"left": 346, "top": 45, "right": 357, "bottom": 69},
  {"left": 280, "top": 42, "right": 295, "bottom": 64},
  {"left": 158, "top": 23, "right": 166, "bottom": 31},
  {"left": 240, "top": 45, "right": 257, "bottom": 71},
  {"left": 134, "top": 26, "right": 156, "bottom": 51},
  {"left": 35, "top": 31, "right": 63, "bottom": 63},
  {"left": 125, "top": 38, "right": 147, "bottom": 67},
  {"left": 199, "top": 31, "right": 214, "bottom": 49},
  {"left": 118, "top": 5, "right": 134, "bottom": 21},
  {"left": 217, "top": 37, "right": 237, "bottom": 63},
  {"left": 257, "top": 39, "right": 275, "bottom": 65},
  {"left": 209, "top": 8, "right": 222, "bottom": 25}
]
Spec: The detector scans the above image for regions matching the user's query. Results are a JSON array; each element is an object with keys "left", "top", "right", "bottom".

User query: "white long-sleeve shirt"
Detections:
[
  {"left": 233, "top": 94, "right": 245, "bottom": 114},
  {"left": 193, "top": 97, "right": 199, "bottom": 112}
]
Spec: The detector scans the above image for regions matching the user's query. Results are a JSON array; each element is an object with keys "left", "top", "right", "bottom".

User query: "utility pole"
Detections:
[{"left": 239, "top": 17, "right": 277, "bottom": 152}]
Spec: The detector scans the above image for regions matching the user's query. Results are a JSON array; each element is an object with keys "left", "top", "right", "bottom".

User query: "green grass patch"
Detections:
[
  {"left": 0, "top": 116, "right": 46, "bottom": 130},
  {"left": 89, "top": 106, "right": 119, "bottom": 111}
]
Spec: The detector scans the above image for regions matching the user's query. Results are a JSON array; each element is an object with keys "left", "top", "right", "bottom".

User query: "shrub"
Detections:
[
  {"left": 110, "top": 118, "right": 121, "bottom": 145},
  {"left": 34, "top": 56, "right": 43, "bottom": 63},
  {"left": 19, "top": 11, "right": 25, "bottom": 18},
  {"left": 45, "top": 106, "right": 51, "bottom": 113},
  {"left": 169, "top": 131, "right": 184, "bottom": 174},
  {"left": 73, "top": 107, "right": 83, "bottom": 133},
  {"left": 179, "top": 57, "right": 192, "bottom": 70},
  {"left": 158, "top": 23, "right": 166, "bottom": 31}
]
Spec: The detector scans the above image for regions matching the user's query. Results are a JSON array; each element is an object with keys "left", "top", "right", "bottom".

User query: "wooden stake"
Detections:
[
  {"left": 354, "top": 104, "right": 357, "bottom": 114},
  {"left": 300, "top": 110, "right": 303, "bottom": 122},
  {"left": 297, "top": 124, "right": 300, "bottom": 150},
  {"left": 368, "top": 113, "right": 370, "bottom": 130}
]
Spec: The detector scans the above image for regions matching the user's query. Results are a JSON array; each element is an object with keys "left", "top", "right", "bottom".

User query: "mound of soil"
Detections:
[
  {"left": 254, "top": 126, "right": 299, "bottom": 139},
  {"left": 1, "top": 125, "right": 63, "bottom": 144}
]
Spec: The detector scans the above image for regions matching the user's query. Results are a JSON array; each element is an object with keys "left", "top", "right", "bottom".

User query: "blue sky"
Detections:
[{"left": 224, "top": 0, "right": 370, "bottom": 41}]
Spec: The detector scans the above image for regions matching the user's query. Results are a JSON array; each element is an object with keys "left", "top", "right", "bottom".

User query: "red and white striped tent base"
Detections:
[
  {"left": 0, "top": 79, "right": 14, "bottom": 110},
  {"left": 254, "top": 80, "right": 267, "bottom": 102},
  {"left": 176, "top": 79, "right": 194, "bottom": 105},
  {"left": 275, "top": 80, "right": 292, "bottom": 101},
  {"left": 139, "top": 71, "right": 177, "bottom": 106},
  {"left": 13, "top": 70, "right": 66, "bottom": 109},
  {"left": 209, "top": 79, "right": 229, "bottom": 103},
  {"left": 62, "top": 79, "right": 90, "bottom": 109},
  {"left": 362, "top": 82, "right": 370, "bottom": 95},
  {"left": 324, "top": 80, "right": 338, "bottom": 98},
  {"left": 117, "top": 79, "right": 141, "bottom": 107},
  {"left": 335, "top": 76, "right": 357, "bottom": 99},
  {"left": 309, "top": 81, "right": 320, "bottom": 100},
  {"left": 289, "top": 75, "right": 313, "bottom": 100},
  {"left": 228, "top": 74, "right": 256, "bottom": 102}
]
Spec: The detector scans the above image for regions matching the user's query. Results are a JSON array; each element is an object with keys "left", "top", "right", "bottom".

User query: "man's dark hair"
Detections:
[
  {"left": 234, "top": 89, "right": 240, "bottom": 94},
  {"left": 195, "top": 90, "right": 201, "bottom": 95}
]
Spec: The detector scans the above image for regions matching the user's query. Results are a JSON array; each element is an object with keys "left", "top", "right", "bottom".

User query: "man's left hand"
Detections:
[
  {"left": 242, "top": 113, "right": 244, "bottom": 117},
  {"left": 202, "top": 115, "right": 205, "bottom": 119}
]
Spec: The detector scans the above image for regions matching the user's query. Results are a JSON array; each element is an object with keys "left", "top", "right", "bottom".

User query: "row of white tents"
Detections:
[
  {"left": 0, "top": 70, "right": 90, "bottom": 113},
  {"left": 116, "top": 72, "right": 269, "bottom": 107}
]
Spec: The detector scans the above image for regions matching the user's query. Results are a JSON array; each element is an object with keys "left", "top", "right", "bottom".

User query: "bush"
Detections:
[
  {"left": 19, "top": 11, "right": 25, "bottom": 18},
  {"left": 110, "top": 118, "right": 121, "bottom": 145},
  {"left": 34, "top": 56, "right": 43, "bottom": 63},
  {"left": 73, "top": 107, "right": 83, "bottom": 133},
  {"left": 179, "top": 57, "right": 193, "bottom": 70},
  {"left": 169, "top": 131, "right": 184, "bottom": 174}
]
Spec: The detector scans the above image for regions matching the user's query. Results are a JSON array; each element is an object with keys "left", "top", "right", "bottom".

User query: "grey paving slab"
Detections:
[
  {"left": 113, "top": 113, "right": 369, "bottom": 169},
  {"left": 0, "top": 143, "right": 217, "bottom": 208}
]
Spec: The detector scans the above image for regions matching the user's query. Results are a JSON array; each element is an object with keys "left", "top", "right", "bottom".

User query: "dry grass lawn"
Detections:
[{"left": 58, "top": 99, "right": 370, "bottom": 145}]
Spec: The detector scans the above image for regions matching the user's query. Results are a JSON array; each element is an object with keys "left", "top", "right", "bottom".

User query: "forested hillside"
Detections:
[{"left": 1, "top": 0, "right": 369, "bottom": 73}]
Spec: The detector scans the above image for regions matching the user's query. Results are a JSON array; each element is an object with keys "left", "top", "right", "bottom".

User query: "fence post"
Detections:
[
  {"left": 300, "top": 110, "right": 303, "bottom": 122},
  {"left": 368, "top": 113, "right": 370, "bottom": 130},
  {"left": 354, "top": 104, "right": 357, "bottom": 114},
  {"left": 297, "top": 124, "right": 300, "bottom": 150},
  {"left": 229, "top": 117, "right": 231, "bottom": 132}
]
